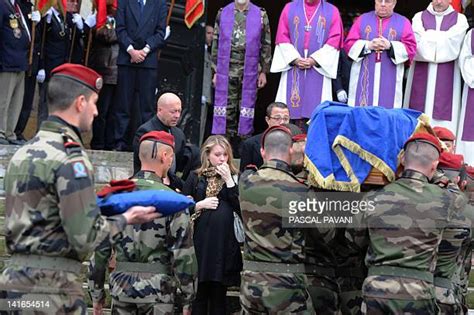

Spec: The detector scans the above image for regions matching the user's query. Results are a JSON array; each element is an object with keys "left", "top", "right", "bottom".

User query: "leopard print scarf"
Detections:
[{"left": 202, "top": 167, "right": 225, "bottom": 198}]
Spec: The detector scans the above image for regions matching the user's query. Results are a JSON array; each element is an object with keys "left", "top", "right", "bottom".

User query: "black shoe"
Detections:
[
  {"left": 9, "top": 139, "right": 26, "bottom": 145},
  {"left": 0, "top": 138, "right": 9, "bottom": 145},
  {"left": 15, "top": 134, "right": 27, "bottom": 142}
]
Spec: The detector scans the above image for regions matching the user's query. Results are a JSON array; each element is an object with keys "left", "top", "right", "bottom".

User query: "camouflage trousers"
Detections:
[
  {"left": 0, "top": 266, "right": 87, "bottom": 314},
  {"left": 111, "top": 299, "right": 174, "bottom": 315},
  {"left": 361, "top": 297, "right": 439, "bottom": 315},
  {"left": 240, "top": 271, "right": 315, "bottom": 314},
  {"left": 306, "top": 275, "right": 340, "bottom": 315}
]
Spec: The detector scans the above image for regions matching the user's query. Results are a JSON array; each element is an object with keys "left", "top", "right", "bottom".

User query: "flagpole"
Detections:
[
  {"left": 68, "top": 0, "right": 83, "bottom": 63},
  {"left": 28, "top": 0, "right": 38, "bottom": 77},
  {"left": 157, "top": 0, "right": 175, "bottom": 61},
  {"left": 84, "top": 8, "right": 94, "bottom": 66}
]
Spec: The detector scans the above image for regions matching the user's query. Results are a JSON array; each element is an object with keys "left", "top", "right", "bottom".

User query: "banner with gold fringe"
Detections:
[
  {"left": 304, "top": 102, "right": 430, "bottom": 192},
  {"left": 185, "top": 0, "right": 204, "bottom": 29}
]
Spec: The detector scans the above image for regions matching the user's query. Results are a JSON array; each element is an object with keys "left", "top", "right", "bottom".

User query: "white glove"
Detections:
[
  {"left": 196, "top": 197, "right": 219, "bottom": 210},
  {"left": 85, "top": 12, "right": 96, "bottom": 28},
  {"left": 72, "top": 13, "right": 83, "bottom": 30},
  {"left": 36, "top": 69, "right": 46, "bottom": 83},
  {"left": 31, "top": 10, "right": 41, "bottom": 23},
  {"left": 164, "top": 25, "right": 171, "bottom": 40},
  {"left": 201, "top": 95, "right": 207, "bottom": 104},
  {"left": 45, "top": 8, "right": 54, "bottom": 23},
  {"left": 337, "top": 90, "right": 348, "bottom": 103}
]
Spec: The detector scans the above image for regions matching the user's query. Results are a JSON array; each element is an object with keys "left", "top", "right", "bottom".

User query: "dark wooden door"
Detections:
[{"left": 158, "top": 0, "right": 205, "bottom": 144}]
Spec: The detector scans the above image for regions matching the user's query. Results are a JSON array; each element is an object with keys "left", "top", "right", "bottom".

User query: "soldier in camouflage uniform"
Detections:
[
  {"left": 431, "top": 153, "right": 472, "bottom": 314},
  {"left": 239, "top": 125, "right": 315, "bottom": 314},
  {"left": 0, "top": 64, "right": 158, "bottom": 314},
  {"left": 350, "top": 133, "right": 467, "bottom": 314},
  {"left": 89, "top": 131, "right": 197, "bottom": 315},
  {"left": 211, "top": 0, "right": 272, "bottom": 157}
]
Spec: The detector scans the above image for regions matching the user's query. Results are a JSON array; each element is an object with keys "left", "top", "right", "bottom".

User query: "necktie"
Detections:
[{"left": 139, "top": 0, "right": 144, "bottom": 13}]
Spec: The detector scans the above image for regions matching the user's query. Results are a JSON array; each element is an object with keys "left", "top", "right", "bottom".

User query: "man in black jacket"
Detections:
[
  {"left": 133, "top": 93, "right": 200, "bottom": 187},
  {"left": 239, "top": 102, "right": 290, "bottom": 172},
  {"left": 0, "top": 0, "right": 40, "bottom": 144}
]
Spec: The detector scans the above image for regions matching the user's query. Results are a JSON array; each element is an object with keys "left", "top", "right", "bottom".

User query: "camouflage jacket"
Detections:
[
  {"left": 88, "top": 171, "right": 197, "bottom": 307},
  {"left": 4, "top": 116, "right": 126, "bottom": 261},
  {"left": 432, "top": 172, "right": 471, "bottom": 305},
  {"left": 239, "top": 159, "right": 307, "bottom": 264},
  {"left": 352, "top": 170, "right": 464, "bottom": 300},
  {"left": 211, "top": 3, "right": 272, "bottom": 75}
]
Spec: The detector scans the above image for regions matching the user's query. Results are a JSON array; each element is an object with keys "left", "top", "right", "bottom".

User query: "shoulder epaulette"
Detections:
[{"left": 60, "top": 129, "right": 82, "bottom": 156}]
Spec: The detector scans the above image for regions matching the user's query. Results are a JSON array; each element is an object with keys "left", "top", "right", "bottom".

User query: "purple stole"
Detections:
[
  {"left": 286, "top": 0, "right": 334, "bottom": 119},
  {"left": 408, "top": 10, "right": 458, "bottom": 120},
  {"left": 461, "top": 32, "right": 474, "bottom": 141},
  {"left": 212, "top": 3, "right": 261, "bottom": 136},
  {"left": 354, "top": 12, "right": 404, "bottom": 108}
]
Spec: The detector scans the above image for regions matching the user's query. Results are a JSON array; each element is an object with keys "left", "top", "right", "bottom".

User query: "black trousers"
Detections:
[
  {"left": 15, "top": 73, "right": 37, "bottom": 137},
  {"left": 91, "top": 84, "right": 117, "bottom": 150},
  {"left": 192, "top": 281, "right": 227, "bottom": 315},
  {"left": 114, "top": 65, "right": 157, "bottom": 151}
]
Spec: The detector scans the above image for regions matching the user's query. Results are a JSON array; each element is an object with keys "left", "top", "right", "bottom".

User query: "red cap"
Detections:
[
  {"left": 433, "top": 126, "right": 456, "bottom": 141},
  {"left": 139, "top": 131, "right": 175, "bottom": 149},
  {"left": 51, "top": 63, "right": 103, "bottom": 93},
  {"left": 292, "top": 134, "right": 307, "bottom": 143},
  {"left": 261, "top": 125, "right": 292, "bottom": 149},
  {"left": 438, "top": 152, "right": 464, "bottom": 170},
  {"left": 97, "top": 179, "right": 136, "bottom": 198},
  {"left": 404, "top": 132, "right": 443, "bottom": 154}
]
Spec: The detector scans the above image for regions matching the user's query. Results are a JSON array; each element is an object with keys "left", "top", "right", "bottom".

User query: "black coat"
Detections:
[
  {"left": 133, "top": 115, "right": 186, "bottom": 173},
  {"left": 0, "top": 0, "right": 30, "bottom": 72},
  {"left": 239, "top": 133, "right": 263, "bottom": 173},
  {"left": 183, "top": 171, "right": 242, "bottom": 287}
]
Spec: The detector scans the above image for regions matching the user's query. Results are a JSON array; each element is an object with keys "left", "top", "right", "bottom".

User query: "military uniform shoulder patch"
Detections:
[{"left": 72, "top": 160, "right": 88, "bottom": 179}]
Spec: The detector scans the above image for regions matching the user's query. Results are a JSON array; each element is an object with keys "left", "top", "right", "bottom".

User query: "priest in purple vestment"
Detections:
[
  {"left": 211, "top": 0, "right": 272, "bottom": 157},
  {"left": 403, "top": 0, "right": 468, "bottom": 133},
  {"left": 271, "top": 0, "right": 343, "bottom": 129},
  {"left": 457, "top": 29, "right": 474, "bottom": 165},
  {"left": 344, "top": 0, "right": 416, "bottom": 109}
]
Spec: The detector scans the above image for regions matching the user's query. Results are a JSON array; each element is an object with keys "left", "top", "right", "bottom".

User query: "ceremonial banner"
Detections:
[
  {"left": 185, "top": 0, "right": 204, "bottom": 29},
  {"left": 38, "top": 0, "right": 67, "bottom": 15},
  {"left": 305, "top": 102, "right": 430, "bottom": 192}
]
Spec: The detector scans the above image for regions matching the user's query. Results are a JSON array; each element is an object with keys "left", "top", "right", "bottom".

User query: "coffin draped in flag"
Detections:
[{"left": 305, "top": 102, "right": 430, "bottom": 192}]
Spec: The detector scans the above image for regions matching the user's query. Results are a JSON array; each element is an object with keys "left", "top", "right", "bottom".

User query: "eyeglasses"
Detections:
[
  {"left": 376, "top": 0, "right": 395, "bottom": 4},
  {"left": 268, "top": 115, "right": 290, "bottom": 123}
]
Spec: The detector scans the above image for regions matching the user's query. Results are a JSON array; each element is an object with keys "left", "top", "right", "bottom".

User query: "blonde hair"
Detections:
[{"left": 197, "top": 135, "right": 239, "bottom": 175}]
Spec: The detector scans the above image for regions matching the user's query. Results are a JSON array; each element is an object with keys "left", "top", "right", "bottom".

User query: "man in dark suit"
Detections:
[
  {"left": 114, "top": 0, "right": 167, "bottom": 151},
  {"left": 0, "top": 0, "right": 40, "bottom": 145},
  {"left": 239, "top": 102, "right": 290, "bottom": 172}
]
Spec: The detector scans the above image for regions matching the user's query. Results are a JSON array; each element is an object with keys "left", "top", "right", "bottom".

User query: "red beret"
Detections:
[
  {"left": 292, "top": 134, "right": 307, "bottom": 143},
  {"left": 262, "top": 125, "right": 292, "bottom": 149},
  {"left": 433, "top": 126, "right": 456, "bottom": 141},
  {"left": 404, "top": 132, "right": 442, "bottom": 154},
  {"left": 139, "top": 131, "right": 175, "bottom": 150},
  {"left": 438, "top": 152, "right": 464, "bottom": 170},
  {"left": 97, "top": 179, "right": 136, "bottom": 198},
  {"left": 51, "top": 63, "right": 103, "bottom": 93}
]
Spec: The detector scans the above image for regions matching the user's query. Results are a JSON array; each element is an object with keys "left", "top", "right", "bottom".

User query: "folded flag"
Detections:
[
  {"left": 305, "top": 101, "right": 430, "bottom": 192},
  {"left": 97, "top": 189, "right": 195, "bottom": 217}
]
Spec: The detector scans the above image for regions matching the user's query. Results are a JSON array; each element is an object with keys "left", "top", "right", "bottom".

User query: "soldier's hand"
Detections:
[
  {"left": 182, "top": 309, "right": 192, "bottom": 315},
  {"left": 196, "top": 197, "right": 219, "bottom": 211},
  {"left": 257, "top": 72, "right": 267, "bottom": 89},
  {"left": 123, "top": 206, "right": 160, "bottom": 224}
]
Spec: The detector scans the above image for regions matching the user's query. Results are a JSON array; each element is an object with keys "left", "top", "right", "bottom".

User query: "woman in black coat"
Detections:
[{"left": 183, "top": 135, "right": 242, "bottom": 315}]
